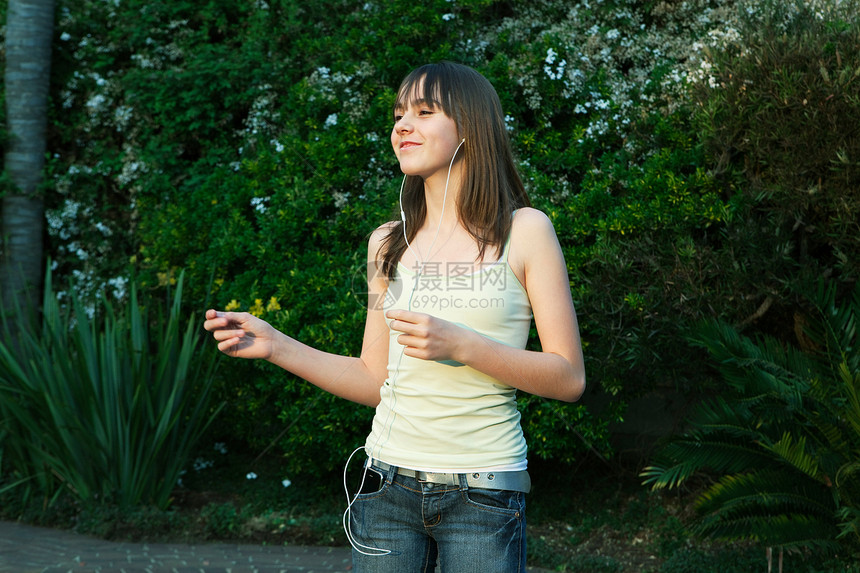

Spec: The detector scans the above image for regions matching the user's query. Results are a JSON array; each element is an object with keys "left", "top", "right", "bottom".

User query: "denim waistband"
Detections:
[{"left": 371, "top": 460, "right": 531, "bottom": 493}]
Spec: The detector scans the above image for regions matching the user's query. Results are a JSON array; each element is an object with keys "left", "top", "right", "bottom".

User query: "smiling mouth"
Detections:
[{"left": 400, "top": 142, "right": 420, "bottom": 150}]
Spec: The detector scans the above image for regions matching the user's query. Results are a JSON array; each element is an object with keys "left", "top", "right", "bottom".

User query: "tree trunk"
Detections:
[{"left": 2, "top": 0, "right": 55, "bottom": 313}]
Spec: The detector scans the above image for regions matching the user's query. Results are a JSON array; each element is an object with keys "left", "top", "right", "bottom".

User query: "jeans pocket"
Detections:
[
  {"left": 355, "top": 466, "right": 390, "bottom": 499},
  {"left": 462, "top": 488, "right": 524, "bottom": 517}
]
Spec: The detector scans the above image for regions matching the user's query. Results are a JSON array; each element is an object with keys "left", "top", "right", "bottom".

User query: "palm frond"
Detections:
[
  {"left": 695, "top": 470, "right": 835, "bottom": 516},
  {"left": 647, "top": 279, "right": 860, "bottom": 555},
  {"left": 759, "top": 432, "right": 826, "bottom": 484},
  {"left": 642, "top": 432, "right": 777, "bottom": 490},
  {"left": 695, "top": 510, "right": 841, "bottom": 553}
]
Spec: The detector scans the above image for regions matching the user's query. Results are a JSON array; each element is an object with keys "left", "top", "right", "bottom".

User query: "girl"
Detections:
[{"left": 203, "top": 61, "right": 585, "bottom": 572}]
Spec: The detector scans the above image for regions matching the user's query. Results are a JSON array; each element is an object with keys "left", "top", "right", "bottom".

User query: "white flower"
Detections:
[
  {"left": 86, "top": 93, "right": 108, "bottom": 113},
  {"left": 544, "top": 58, "right": 567, "bottom": 81},
  {"left": 282, "top": 479, "right": 292, "bottom": 488},
  {"left": 251, "top": 196, "right": 270, "bottom": 214},
  {"left": 193, "top": 457, "right": 214, "bottom": 472},
  {"left": 246, "top": 472, "right": 258, "bottom": 480}
]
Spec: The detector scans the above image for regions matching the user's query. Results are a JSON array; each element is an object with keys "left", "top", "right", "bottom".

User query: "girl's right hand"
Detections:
[{"left": 203, "top": 309, "right": 276, "bottom": 360}]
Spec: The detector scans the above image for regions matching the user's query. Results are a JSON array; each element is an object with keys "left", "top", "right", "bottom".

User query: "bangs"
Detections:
[{"left": 393, "top": 65, "right": 454, "bottom": 117}]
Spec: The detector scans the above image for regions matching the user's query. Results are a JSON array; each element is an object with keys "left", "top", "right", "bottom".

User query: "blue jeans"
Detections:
[{"left": 349, "top": 462, "right": 527, "bottom": 572}]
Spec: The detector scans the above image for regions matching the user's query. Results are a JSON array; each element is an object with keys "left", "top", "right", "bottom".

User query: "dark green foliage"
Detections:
[
  {"left": 695, "top": 0, "right": 860, "bottom": 287},
  {"left": 642, "top": 281, "right": 860, "bottom": 558},
  {"left": 45, "top": 0, "right": 632, "bottom": 472},
  {"left": 658, "top": 546, "right": 763, "bottom": 573},
  {"left": 0, "top": 270, "right": 223, "bottom": 509},
  {"left": 32, "top": 0, "right": 860, "bottom": 480}
]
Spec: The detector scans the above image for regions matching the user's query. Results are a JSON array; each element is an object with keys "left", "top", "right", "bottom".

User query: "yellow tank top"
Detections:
[{"left": 364, "top": 234, "right": 533, "bottom": 472}]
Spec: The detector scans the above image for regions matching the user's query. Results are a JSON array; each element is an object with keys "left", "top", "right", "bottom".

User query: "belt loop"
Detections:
[
  {"left": 385, "top": 463, "right": 397, "bottom": 485},
  {"left": 456, "top": 472, "right": 470, "bottom": 491},
  {"left": 373, "top": 458, "right": 397, "bottom": 485}
]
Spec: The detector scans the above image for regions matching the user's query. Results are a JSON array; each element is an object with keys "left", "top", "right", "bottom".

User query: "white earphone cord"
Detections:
[
  {"left": 399, "top": 137, "right": 465, "bottom": 272},
  {"left": 342, "top": 137, "right": 466, "bottom": 557}
]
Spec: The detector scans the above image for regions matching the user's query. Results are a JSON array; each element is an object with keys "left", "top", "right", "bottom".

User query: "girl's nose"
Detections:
[
  {"left": 394, "top": 113, "right": 413, "bottom": 133},
  {"left": 396, "top": 121, "right": 411, "bottom": 134}
]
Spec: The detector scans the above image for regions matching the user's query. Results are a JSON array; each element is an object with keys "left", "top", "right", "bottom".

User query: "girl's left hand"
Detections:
[{"left": 386, "top": 309, "right": 468, "bottom": 362}]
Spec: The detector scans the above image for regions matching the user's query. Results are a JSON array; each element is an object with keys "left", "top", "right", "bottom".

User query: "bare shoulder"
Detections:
[
  {"left": 371, "top": 220, "right": 398, "bottom": 240},
  {"left": 511, "top": 207, "right": 557, "bottom": 247},
  {"left": 509, "top": 208, "right": 562, "bottom": 288},
  {"left": 368, "top": 221, "right": 397, "bottom": 259},
  {"left": 369, "top": 221, "right": 397, "bottom": 248}
]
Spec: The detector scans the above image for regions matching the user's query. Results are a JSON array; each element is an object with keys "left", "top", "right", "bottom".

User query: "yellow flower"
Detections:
[
  {"left": 266, "top": 296, "right": 281, "bottom": 312},
  {"left": 249, "top": 298, "right": 264, "bottom": 315},
  {"left": 225, "top": 299, "right": 240, "bottom": 311}
]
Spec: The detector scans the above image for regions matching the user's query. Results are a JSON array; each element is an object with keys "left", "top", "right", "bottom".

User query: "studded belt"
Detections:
[{"left": 371, "top": 460, "right": 531, "bottom": 493}]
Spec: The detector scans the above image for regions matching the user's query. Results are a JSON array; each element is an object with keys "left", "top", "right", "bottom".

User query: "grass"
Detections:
[{"left": 1, "top": 439, "right": 857, "bottom": 572}]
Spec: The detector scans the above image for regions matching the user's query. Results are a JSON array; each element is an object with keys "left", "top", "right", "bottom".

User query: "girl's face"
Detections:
[{"left": 391, "top": 81, "right": 462, "bottom": 181}]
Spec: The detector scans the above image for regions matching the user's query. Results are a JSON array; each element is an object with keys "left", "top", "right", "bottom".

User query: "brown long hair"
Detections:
[{"left": 379, "top": 62, "right": 531, "bottom": 279}]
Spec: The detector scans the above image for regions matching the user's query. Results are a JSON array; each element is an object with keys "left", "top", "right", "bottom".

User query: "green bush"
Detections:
[
  {"left": 693, "top": 0, "right": 860, "bottom": 302},
  {"left": 0, "top": 270, "right": 222, "bottom": 509},
  {"left": 659, "top": 546, "right": 761, "bottom": 573},
  {"left": 642, "top": 281, "right": 860, "bottom": 558},
  {"left": 35, "top": 0, "right": 860, "bottom": 478}
]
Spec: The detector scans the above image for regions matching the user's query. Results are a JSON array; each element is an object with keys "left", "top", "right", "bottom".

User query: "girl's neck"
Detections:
[{"left": 421, "top": 162, "right": 462, "bottom": 230}]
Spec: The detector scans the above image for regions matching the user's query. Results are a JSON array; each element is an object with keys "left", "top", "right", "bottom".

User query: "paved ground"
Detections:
[
  {"left": 0, "top": 521, "right": 552, "bottom": 572},
  {"left": 0, "top": 521, "right": 351, "bottom": 573}
]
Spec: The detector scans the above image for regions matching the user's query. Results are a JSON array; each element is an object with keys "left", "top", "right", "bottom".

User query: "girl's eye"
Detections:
[{"left": 392, "top": 108, "right": 435, "bottom": 123}]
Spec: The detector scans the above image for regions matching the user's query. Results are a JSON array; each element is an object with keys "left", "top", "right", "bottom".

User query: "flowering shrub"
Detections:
[
  {"left": 694, "top": 0, "right": 860, "bottom": 285},
  {"left": 2, "top": 0, "right": 854, "bottom": 475}
]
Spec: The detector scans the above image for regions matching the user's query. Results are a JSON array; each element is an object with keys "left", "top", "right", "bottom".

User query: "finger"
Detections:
[
  {"left": 211, "top": 310, "right": 245, "bottom": 322},
  {"left": 204, "top": 308, "right": 230, "bottom": 325},
  {"left": 402, "top": 346, "right": 429, "bottom": 360},
  {"left": 204, "top": 317, "right": 230, "bottom": 332},
  {"left": 396, "top": 334, "right": 426, "bottom": 349},
  {"left": 391, "top": 319, "right": 426, "bottom": 336},
  {"left": 212, "top": 329, "right": 246, "bottom": 342},
  {"left": 218, "top": 337, "right": 243, "bottom": 353},
  {"left": 386, "top": 309, "right": 422, "bottom": 323}
]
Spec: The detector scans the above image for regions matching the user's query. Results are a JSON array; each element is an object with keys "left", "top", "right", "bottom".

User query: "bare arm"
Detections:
[
  {"left": 386, "top": 208, "right": 585, "bottom": 402},
  {"left": 203, "top": 228, "right": 392, "bottom": 407}
]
